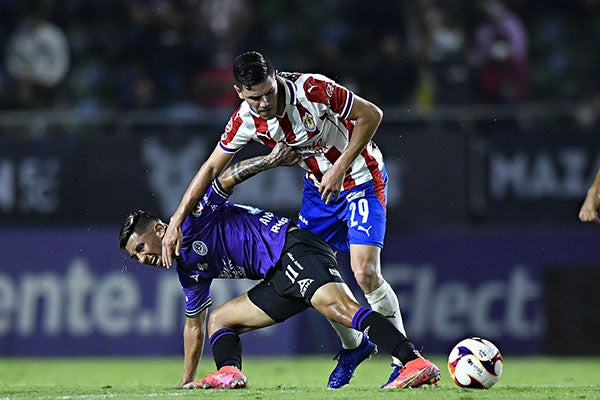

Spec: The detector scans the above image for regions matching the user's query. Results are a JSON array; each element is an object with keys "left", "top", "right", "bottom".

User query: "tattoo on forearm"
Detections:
[{"left": 230, "top": 156, "right": 271, "bottom": 183}]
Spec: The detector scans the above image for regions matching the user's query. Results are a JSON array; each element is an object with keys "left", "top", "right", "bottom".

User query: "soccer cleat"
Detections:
[
  {"left": 381, "top": 363, "right": 403, "bottom": 388},
  {"left": 382, "top": 357, "right": 441, "bottom": 389},
  {"left": 327, "top": 335, "right": 377, "bottom": 389},
  {"left": 183, "top": 366, "right": 247, "bottom": 389}
]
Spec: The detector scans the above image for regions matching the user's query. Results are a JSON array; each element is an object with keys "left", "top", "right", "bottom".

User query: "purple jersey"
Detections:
[{"left": 175, "top": 180, "right": 292, "bottom": 317}]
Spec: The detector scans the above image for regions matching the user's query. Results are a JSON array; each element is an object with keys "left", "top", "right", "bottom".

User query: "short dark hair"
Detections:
[
  {"left": 233, "top": 51, "right": 275, "bottom": 89},
  {"left": 118, "top": 210, "right": 160, "bottom": 250}
]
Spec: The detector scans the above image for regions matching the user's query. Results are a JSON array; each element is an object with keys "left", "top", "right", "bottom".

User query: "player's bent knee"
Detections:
[
  {"left": 323, "top": 303, "right": 360, "bottom": 327},
  {"left": 352, "top": 268, "right": 383, "bottom": 293},
  {"left": 206, "top": 312, "right": 224, "bottom": 334},
  {"left": 312, "top": 287, "right": 361, "bottom": 326},
  {"left": 207, "top": 305, "right": 237, "bottom": 333}
]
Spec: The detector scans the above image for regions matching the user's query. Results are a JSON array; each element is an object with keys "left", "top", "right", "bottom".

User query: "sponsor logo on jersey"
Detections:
[
  {"left": 302, "top": 112, "right": 317, "bottom": 132},
  {"left": 357, "top": 225, "right": 373, "bottom": 237},
  {"left": 190, "top": 274, "right": 200, "bottom": 282},
  {"left": 296, "top": 137, "right": 327, "bottom": 156},
  {"left": 256, "top": 131, "right": 271, "bottom": 143},
  {"left": 192, "top": 241, "right": 208, "bottom": 256},
  {"left": 270, "top": 217, "right": 289, "bottom": 233},
  {"left": 196, "top": 263, "right": 208, "bottom": 271},
  {"left": 224, "top": 113, "right": 236, "bottom": 135},
  {"left": 193, "top": 194, "right": 212, "bottom": 216},
  {"left": 192, "top": 202, "right": 204, "bottom": 217},
  {"left": 325, "top": 82, "right": 335, "bottom": 107},
  {"left": 346, "top": 190, "right": 366, "bottom": 201},
  {"left": 298, "top": 214, "right": 309, "bottom": 226},
  {"left": 325, "top": 83, "right": 334, "bottom": 98},
  {"left": 218, "top": 259, "right": 247, "bottom": 279},
  {"left": 297, "top": 278, "right": 314, "bottom": 296},
  {"left": 258, "top": 208, "right": 289, "bottom": 232}
]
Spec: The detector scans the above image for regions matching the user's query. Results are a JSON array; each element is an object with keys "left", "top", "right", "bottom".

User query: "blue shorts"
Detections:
[{"left": 297, "top": 170, "right": 388, "bottom": 253}]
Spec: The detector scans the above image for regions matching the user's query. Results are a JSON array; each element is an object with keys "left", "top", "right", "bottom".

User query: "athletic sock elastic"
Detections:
[
  {"left": 352, "top": 306, "right": 420, "bottom": 365},
  {"left": 210, "top": 328, "right": 242, "bottom": 370},
  {"left": 365, "top": 280, "right": 406, "bottom": 335},
  {"left": 329, "top": 320, "right": 364, "bottom": 349},
  {"left": 365, "top": 280, "right": 406, "bottom": 365}
]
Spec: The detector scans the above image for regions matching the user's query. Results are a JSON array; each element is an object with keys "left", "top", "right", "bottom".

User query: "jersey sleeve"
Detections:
[
  {"left": 302, "top": 74, "right": 354, "bottom": 119},
  {"left": 219, "top": 108, "right": 253, "bottom": 153},
  {"left": 205, "top": 180, "right": 230, "bottom": 206},
  {"left": 191, "top": 179, "right": 230, "bottom": 218},
  {"left": 180, "top": 278, "right": 213, "bottom": 318}
]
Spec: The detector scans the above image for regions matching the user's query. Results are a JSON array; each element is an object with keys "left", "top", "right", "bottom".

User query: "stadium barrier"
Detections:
[
  {"left": 542, "top": 266, "right": 600, "bottom": 355},
  {"left": 1, "top": 227, "right": 599, "bottom": 356}
]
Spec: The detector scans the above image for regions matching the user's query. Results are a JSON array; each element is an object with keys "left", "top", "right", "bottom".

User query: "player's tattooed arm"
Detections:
[
  {"left": 218, "top": 142, "right": 300, "bottom": 192},
  {"left": 229, "top": 156, "right": 272, "bottom": 184}
]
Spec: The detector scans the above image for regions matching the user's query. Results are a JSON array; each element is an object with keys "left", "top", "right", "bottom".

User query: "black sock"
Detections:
[
  {"left": 352, "top": 306, "right": 420, "bottom": 364},
  {"left": 210, "top": 328, "right": 242, "bottom": 370}
]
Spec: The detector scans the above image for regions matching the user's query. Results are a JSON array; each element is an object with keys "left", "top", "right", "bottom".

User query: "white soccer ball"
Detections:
[{"left": 448, "top": 337, "right": 503, "bottom": 389}]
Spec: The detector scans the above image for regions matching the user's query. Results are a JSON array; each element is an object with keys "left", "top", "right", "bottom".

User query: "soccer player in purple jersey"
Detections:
[
  {"left": 160, "top": 51, "right": 408, "bottom": 388},
  {"left": 120, "top": 143, "right": 440, "bottom": 390}
]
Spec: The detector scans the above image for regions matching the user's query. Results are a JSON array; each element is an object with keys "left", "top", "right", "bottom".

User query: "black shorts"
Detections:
[{"left": 247, "top": 228, "right": 344, "bottom": 322}]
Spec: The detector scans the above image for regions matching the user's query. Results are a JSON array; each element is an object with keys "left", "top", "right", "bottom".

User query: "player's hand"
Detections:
[
  {"left": 181, "top": 380, "right": 205, "bottom": 389},
  {"left": 578, "top": 203, "right": 600, "bottom": 223},
  {"left": 319, "top": 166, "right": 345, "bottom": 204},
  {"left": 578, "top": 205, "right": 600, "bottom": 223},
  {"left": 267, "top": 142, "right": 301, "bottom": 167},
  {"left": 578, "top": 191, "right": 600, "bottom": 223},
  {"left": 161, "top": 223, "right": 182, "bottom": 268}
]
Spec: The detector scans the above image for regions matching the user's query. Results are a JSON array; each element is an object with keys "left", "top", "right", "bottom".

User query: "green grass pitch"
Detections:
[{"left": 1, "top": 355, "right": 599, "bottom": 399}]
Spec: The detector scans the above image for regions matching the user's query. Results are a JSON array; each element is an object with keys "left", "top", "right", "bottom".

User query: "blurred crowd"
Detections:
[{"left": 0, "top": 0, "right": 598, "bottom": 113}]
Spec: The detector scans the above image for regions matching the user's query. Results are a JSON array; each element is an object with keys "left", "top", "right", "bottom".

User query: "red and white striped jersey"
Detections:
[{"left": 219, "top": 72, "right": 385, "bottom": 190}]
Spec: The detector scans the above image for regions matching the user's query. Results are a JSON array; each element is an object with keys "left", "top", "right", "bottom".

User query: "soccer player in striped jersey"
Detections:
[
  {"left": 120, "top": 142, "right": 440, "bottom": 390},
  {"left": 161, "top": 51, "right": 408, "bottom": 387}
]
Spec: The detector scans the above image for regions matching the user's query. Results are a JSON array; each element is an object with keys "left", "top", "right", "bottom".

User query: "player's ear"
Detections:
[
  {"left": 234, "top": 84, "right": 244, "bottom": 99},
  {"left": 155, "top": 222, "right": 166, "bottom": 235}
]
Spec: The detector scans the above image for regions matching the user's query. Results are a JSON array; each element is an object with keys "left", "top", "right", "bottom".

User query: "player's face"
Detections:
[
  {"left": 125, "top": 224, "right": 165, "bottom": 268},
  {"left": 235, "top": 75, "right": 279, "bottom": 119}
]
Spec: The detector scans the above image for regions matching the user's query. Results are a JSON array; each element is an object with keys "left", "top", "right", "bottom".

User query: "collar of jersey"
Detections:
[{"left": 281, "top": 76, "right": 297, "bottom": 106}]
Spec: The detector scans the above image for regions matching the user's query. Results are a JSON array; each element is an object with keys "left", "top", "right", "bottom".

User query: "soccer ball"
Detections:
[{"left": 448, "top": 337, "right": 503, "bottom": 389}]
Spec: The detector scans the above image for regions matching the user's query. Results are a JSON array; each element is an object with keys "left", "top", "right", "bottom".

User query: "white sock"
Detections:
[
  {"left": 329, "top": 320, "right": 363, "bottom": 350},
  {"left": 365, "top": 280, "right": 406, "bottom": 365}
]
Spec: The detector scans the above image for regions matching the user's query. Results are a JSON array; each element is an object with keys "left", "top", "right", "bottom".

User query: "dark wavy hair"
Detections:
[
  {"left": 118, "top": 210, "right": 160, "bottom": 250},
  {"left": 233, "top": 51, "right": 275, "bottom": 89}
]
